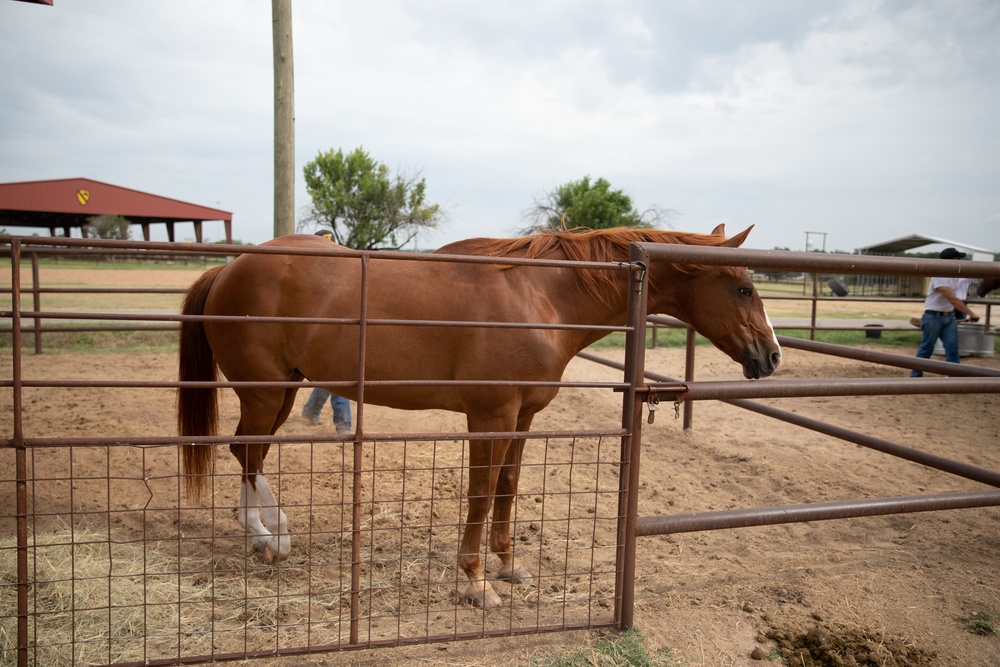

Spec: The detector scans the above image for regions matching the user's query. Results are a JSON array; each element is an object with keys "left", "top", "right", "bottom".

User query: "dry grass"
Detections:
[
  {"left": 0, "top": 527, "right": 215, "bottom": 666},
  {"left": 0, "top": 525, "right": 354, "bottom": 666}
]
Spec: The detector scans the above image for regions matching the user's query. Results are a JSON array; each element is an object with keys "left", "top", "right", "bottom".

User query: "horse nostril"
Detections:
[{"left": 770, "top": 351, "right": 781, "bottom": 368}]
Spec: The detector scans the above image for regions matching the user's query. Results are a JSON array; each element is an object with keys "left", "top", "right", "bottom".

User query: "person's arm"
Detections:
[{"left": 936, "top": 285, "right": 980, "bottom": 321}]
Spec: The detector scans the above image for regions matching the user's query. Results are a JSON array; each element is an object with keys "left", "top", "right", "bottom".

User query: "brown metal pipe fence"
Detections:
[
  {"left": 6, "top": 241, "right": 996, "bottom": 354},
  {"left": 636, "top": 490, "right": 1000, "bottom": 536},
  {"left": 3, "top": 235, "right": 1000, "bottom": 663},
  {"left": 613, "top": 241, "right": 1000, "bottom": 628},
  {"left": 2, "top": 235, "right": 642, "bottom": 666}
]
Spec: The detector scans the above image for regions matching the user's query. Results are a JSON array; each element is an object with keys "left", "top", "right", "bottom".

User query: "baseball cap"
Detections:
[
  {"left": 314, "top": 230, "right": 334, "bottom": 241},
  {"left": 939, "top": 247, "right": 967, "bottom": 260}
]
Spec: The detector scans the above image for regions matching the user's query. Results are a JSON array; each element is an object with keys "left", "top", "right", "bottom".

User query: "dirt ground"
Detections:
[
  {"left": 2, "top": 265, "right": 1000, "bottom": 666},
  {"left": 3, "top": 340, "right": 1000, "bottom": 667}
]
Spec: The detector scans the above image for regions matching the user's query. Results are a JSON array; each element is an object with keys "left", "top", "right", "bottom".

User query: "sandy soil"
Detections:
[
  {"left": 3, "top": 339, "right": 1000, "bottom": 667},
  {"left": 3, "top": 265, "right": 1000, "bottom": 666}
]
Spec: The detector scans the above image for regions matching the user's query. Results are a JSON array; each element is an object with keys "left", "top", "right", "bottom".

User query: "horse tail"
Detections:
[{"left": 177, "top": 265, "right": 224, "bottom": 502}]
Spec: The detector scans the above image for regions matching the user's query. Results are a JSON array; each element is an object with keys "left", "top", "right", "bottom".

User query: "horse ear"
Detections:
[
  {"left": 710, "top": 224, "right": 726, "bottom": 236},
  {"left": 719, "top": 225, "right": 754, "bottom": 248}
]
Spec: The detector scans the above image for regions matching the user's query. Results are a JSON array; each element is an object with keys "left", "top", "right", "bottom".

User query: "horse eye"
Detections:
[{"left": 739, "top": 287, "right": 753, "bottom": 297}]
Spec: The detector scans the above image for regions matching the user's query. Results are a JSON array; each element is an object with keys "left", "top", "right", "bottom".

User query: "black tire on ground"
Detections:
[{"left": 828, "top": 278, "right": 849, "bottom": 297}]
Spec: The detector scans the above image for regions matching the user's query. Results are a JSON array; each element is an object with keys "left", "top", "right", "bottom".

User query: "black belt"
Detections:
[{"left": 925, "top": 310, "right": 953, "bottom": 316}]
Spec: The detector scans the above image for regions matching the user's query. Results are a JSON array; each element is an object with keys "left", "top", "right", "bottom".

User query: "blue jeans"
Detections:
[
  {"left": 303, "top": 388, "right": 352, "bottom": 431},
  {"left": 911, "top": 312, "right": 959, "bottom": 377}
]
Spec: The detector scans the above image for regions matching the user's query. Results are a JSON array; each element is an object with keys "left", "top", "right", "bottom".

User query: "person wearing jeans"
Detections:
[
  {"left": 302, "top": 387, "right": 353, "bottom": 433},
  {"left": 911, "top": 247, "right": 980, "bottom": 377},
  {"left": 301, "top": 228, "right": 354, "bottom": 434}
]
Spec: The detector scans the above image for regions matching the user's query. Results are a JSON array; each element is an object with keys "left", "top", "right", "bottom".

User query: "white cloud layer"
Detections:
[{"left": 2, "top": 0, "right": 999, "bottom": 253}]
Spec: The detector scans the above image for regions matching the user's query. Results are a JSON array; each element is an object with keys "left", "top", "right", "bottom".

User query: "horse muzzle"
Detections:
[{"left": 742, "top": 346, "right": 781, "bottom": 379}]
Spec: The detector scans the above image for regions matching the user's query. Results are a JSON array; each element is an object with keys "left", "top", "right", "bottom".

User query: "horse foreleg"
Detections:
[
  {"left": 490, "top": 437, "right": 533, "bottom": 586},
  {"left": 458, "top": 436, "right": 510, "bottom": 608}
]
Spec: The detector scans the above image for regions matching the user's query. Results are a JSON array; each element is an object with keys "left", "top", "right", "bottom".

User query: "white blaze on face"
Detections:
[{"left": 763, "top": 306, "right": 781, "bottom": 357}]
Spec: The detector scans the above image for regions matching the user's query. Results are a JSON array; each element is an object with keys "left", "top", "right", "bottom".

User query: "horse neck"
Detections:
[{"left": 543, "top": 267, "right": 635, "bottom": 351}]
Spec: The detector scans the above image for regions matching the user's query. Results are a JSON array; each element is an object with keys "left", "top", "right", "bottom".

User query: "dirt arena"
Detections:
[{"left": 4, "top": 335, "right": 1000, "bottom": 666}]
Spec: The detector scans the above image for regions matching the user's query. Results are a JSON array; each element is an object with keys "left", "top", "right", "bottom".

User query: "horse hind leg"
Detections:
[
  {"left": 252, "top": 468, "right": 289, "bottom": 563},
  {"left": 231, "top": 441, "right": 290, "bottom": 564},
  {"left": 232, "top": 386, "right": 299, "bottom": 563}
]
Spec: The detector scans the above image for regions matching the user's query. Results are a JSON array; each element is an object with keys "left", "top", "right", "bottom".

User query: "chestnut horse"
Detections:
[
  {"left": 978, "top": 277, "right": 1000, "bottom": 298},
  {"left": 177, "top": 224, "right": 780, "bottom": 607}
]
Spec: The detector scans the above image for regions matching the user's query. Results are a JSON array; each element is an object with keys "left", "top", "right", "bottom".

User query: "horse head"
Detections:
[
  {"left": 650, "top": 225, "right": 781, "bottom": 379},
  {"left": 977, "top": 277, "right": 1000, "bottom": 298}
]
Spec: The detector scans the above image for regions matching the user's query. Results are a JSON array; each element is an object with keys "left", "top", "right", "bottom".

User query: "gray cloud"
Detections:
[{"left": 1, "top": 0, "right": 999, "bottom": 254}]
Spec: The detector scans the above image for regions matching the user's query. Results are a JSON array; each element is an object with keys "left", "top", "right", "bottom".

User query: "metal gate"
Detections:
[{"left": 4, "top": 235, "right": 1000, "bottom": 665}]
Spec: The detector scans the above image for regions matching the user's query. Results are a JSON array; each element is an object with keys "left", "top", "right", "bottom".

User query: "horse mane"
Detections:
[{"left": 457, "top": 227, "right": 731, "bottom": 304}]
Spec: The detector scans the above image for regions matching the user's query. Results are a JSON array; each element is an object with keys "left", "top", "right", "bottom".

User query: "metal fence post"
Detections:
[
  {"left": 11, "top": 239, "right": 29, "bottom": 667},
  {"left": 616, "top": 244, "right": 650, "bottom": 630},
  {"left": 29, "top": 251, "right": 41, "bottom": 355}
]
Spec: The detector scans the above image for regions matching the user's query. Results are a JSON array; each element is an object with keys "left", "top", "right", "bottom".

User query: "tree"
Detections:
[
  {"left": 84, "top": 214, "right": 131, "bottom": 240},
  {"left": 523, "top": 176, "right": 668, "bottom": 233},
  {"left": 301, "top": 147, "right": 442, "bottom": 250}
]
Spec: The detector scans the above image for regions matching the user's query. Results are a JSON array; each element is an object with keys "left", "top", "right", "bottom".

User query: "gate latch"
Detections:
[
  {"left": 646, "top": 394, "right": 659, "bottom": 424},
  {"left": 640, "top": 383, "right": 688, "bottom": 425}
]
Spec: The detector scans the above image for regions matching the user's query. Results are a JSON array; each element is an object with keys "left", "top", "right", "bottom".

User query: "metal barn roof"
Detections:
[
  {"left": 0, "top": 178, "right": 232, "bottom": 243},
  {"left": 856, "top": 234, "right": 994, "bottom": 261}
]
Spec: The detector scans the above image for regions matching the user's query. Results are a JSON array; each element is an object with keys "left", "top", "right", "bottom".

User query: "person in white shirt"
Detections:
[
  {"left": 911, "top": 248, "right": 980, "bottom": 377},
  {"left": 954, "top": 276, "right": 973, "bottom": 321}
]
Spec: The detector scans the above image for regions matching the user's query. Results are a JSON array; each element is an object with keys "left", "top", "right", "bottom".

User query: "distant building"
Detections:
[
  {"left": 0, "top": 178, "right": 232, "bottom": 243},
  {"left": 855, "top": 234, "right": 995, "bottom": 297}
]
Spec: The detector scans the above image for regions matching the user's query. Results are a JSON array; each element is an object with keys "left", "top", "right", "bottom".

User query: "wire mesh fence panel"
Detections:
[{"left": 1, "top": 432, "right": 623, "bottom": 666}]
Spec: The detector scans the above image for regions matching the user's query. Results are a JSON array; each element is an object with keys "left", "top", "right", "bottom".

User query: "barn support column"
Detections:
[
  {"left": 194, "top": 221, "right": 203, "bottom": 244},
  {"left": 224, "top": 219, "right": 232, "bottom": 244},
  {"left": 141, "top": 222, "right": 151, "bottom": 241},
  {"left": 166, "top": 222, "right": 175, "bottom": 243}
]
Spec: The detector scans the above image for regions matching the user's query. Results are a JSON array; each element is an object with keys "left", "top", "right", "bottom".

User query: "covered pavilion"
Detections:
[{"left": 0, "top": 178, "right": 232, "bottom": 243}]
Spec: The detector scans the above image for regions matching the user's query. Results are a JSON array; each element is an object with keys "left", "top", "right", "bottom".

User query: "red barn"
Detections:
[{"left": 0, "top": 178, "right": 232, "bottom": 243}]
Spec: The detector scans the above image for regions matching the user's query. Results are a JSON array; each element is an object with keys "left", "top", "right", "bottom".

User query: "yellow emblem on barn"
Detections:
[{"left": 76, "top": 189, "right": 90, "bottom": 206}]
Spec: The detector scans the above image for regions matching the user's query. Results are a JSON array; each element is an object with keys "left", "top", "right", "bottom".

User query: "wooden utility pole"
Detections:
[{"left": 272, "top": 0, "right": 295, "bottom": 237}]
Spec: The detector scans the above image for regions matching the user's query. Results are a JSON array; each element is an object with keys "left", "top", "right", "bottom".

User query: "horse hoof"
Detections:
[
  {"left": 497, "top": 565, "right": 534, "bottom": 586},
  {"left": 263, "top": 543, "right": 288, "bottom": 564},
  {"left": 463, "top": 584, "right": 502, "bottom": 608}
]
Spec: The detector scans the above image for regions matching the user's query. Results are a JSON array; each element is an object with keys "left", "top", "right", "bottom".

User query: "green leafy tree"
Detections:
[
  {"left": 523, "top": 175, "right": 668, "bottom": 233},
  {"left": 84, "top": 214, "right": 131, "bottom": 240},
  {"left": 301, "top": 147, "right": 442, "bottom": 250}
]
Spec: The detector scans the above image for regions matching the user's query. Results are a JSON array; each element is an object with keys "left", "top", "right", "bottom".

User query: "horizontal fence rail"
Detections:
[
  {"left": 5, "top": 240, "right": 997, "bottom": 352},
  {"left": 635, "top": 490, "right": 1000, "bottom": 536}
]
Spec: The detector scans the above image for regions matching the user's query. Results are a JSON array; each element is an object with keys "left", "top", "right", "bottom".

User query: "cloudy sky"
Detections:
[{"left": 2, "top": 0, "right": 999, "bottom": 254}]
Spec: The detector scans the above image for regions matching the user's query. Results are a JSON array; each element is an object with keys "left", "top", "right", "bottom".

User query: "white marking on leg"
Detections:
[
  {"left": 254, "top": 474, "right": 290, "bottom": 559},
  {"left": 238, "top": 478, "right": 273, "bottom": 554}
]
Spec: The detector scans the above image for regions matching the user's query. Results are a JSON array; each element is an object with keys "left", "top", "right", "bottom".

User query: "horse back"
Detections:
[{"left": 194, "top": 238, "right": 581, "bottom": 414}]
